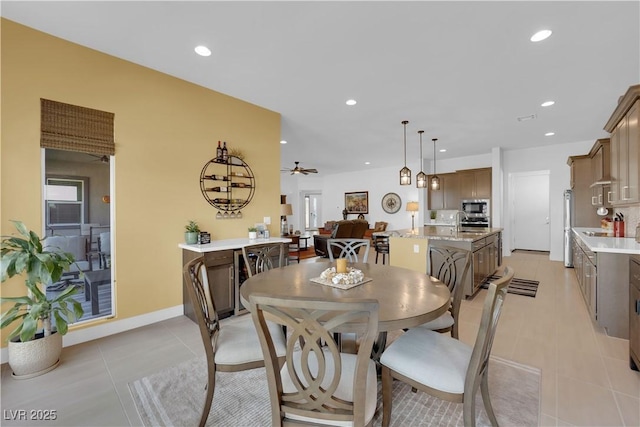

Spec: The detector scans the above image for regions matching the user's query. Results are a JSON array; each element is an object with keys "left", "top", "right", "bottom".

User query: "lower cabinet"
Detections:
[
  {"left": 182, "top": 249, "right": 235, "bottom": 323},
  {"left": 572, "top": 232, "right": 629, "bottom": 339},
  {"left": 628, "top": 256, "right": 640, "bottom": 371},
  {"left": 429, "top": 232, "right": 501, "bottom": 298}
]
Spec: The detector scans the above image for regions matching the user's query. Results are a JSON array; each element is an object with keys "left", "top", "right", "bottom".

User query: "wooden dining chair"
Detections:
[
  {"left": 242, "top": 242, "right": 285, "bottom": 277},
  {"left": 414, "top": 245, "right": 472, "bottom": 339},
  {"left": 183, "top": 257, "right": 286, "bottom": 427},
  {"left": 380, "top": 267, "right": 515, "bottom": 427},
  {"left": 327, "top": 238, "right": 370, "bottom": 263},
  {"left": 249, "top": 294, "right": 380, "bottom": 427}
]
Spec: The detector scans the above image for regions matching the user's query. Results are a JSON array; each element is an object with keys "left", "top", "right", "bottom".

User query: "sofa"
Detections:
[{"left": 313, "top": 219, "right": 369, "bottom": 257}]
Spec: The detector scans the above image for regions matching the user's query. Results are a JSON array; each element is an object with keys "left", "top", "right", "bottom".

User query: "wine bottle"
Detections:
[
  {"left": 222, "top": 141, "right": 228, "bottom": 162},
  {"left": 205, "top": 186, "right": 229, "bottom": 192},
  {"left": 216, "top": 141, "right": 222, "bottom": 160},
  {"left": 212, "top": 198, "right": 230, "bottom": 204},
  {"left": 205, "top": 174, "right": 228, "bottom": 181}
]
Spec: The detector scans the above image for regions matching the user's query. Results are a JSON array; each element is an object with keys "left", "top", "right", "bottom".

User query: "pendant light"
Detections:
[
  {"left": 399, "top": 120, "right": 411, "bottom": 185},
  {"left": 416, "top": 130, "right": 427, "bottom": 188},
  {"left": 430, "top": 138, "right": 440, "bottom": 191}
]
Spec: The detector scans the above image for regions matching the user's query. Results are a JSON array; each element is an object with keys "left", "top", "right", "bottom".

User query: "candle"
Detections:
[{"left": 336, "top": 258, "right": 347, "bottom": 274}]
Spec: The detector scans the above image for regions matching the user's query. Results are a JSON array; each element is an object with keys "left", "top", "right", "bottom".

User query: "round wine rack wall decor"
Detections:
[{"left": 199, "top": 156, "right": 255, "bottom": 218}]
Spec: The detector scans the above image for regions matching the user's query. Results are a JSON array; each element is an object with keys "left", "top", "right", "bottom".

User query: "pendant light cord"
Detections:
[{"left": 402, "top": 120, "right": 408, "bottom": 167}]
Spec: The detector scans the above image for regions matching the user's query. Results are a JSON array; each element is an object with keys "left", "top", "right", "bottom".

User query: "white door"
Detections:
[
  {"left": 304, "top": 193, "right": 322, "bottom": 231},
  {"left": 511, "top": 171, "right": 550, "bottom": 251}
]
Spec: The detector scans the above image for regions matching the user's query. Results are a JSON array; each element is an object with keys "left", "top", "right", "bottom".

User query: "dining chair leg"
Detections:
[
  {"left": 376, "top": 252, "right": 380, "bottom": 264},
  {"left": 199, "top": 363, "right": 216, "bottom": 427},
  {"left": 481, "top": 369, "right": 498, "bottom": 426},
  {"left": 462, "top": 388, "right": 477, "bottom": 427},
  {"left": 381, "top": 366, "right": 393, "bottom": 427}
]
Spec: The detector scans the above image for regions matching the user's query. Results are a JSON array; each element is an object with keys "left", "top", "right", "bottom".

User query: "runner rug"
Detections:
[
  {"left": 129, "top": 355, "right": 540, "bottom": 426},
  {"left": 480, "top": 275, "right": 539, "bottom": 297}
]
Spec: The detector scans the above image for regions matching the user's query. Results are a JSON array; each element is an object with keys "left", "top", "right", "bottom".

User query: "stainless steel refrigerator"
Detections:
[{"left": 563, "top": 189, "right": 574, "bottom": 267}]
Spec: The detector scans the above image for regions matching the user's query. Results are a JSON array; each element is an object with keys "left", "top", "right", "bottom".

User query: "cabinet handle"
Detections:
[
  {"left": 591, "top": 196, "right": 597, "bottom": 205},
  {"left": 598, "top": 194, "right": 603, "bottom": 204},
  {"left": 607, "top": 191, "right": 612, "bottom": 203},
  {"left": 623, "top": 186, "right": 630, "bottom": 200},
  {"left": 636, "top": 299, "right": 640, "bottom": 315}
]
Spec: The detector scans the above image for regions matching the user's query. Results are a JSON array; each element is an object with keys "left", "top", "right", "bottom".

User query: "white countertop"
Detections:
[
  {"left": 572, "top": 227, "right": 640, "bottom": 255},
  {"left": 179, "top": 237, "right": 292, "bottom": 253},
  {"left": 377, "top": 226, "right": 503, "bottom": 242}
]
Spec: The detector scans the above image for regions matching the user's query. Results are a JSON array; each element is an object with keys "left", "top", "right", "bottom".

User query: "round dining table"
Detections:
[{"left": 240, "top": 260, "right": 451, "bottom": 333}]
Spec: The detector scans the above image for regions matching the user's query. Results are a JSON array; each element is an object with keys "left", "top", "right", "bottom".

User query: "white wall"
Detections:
[{"left": 283, "top": 139, "right": 597, "bottom": 262}]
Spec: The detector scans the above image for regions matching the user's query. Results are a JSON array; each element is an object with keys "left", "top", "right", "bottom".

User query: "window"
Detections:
[{"left": 45, "top": 177, "right": 88, "bottom": 227}]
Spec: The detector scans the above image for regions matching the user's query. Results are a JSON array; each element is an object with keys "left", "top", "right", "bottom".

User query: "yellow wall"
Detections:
[
  {"left": 389, "top": 236, "right": 428, "bottom": 273},
  {"left": 0, "top": 20, "right": 281, "bottom": 345}
]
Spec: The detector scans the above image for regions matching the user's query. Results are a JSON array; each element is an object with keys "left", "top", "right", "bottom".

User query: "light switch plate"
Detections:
[
  {"left": 413, "top": 244, "right": 420, "bottom": 253},
  {"left": 264, "top": 216, "right": 271, "bottom": 225}
]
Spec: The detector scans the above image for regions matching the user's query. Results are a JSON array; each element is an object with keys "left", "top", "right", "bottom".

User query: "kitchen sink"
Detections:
[{"left": 582, "top": 231, "right": 613, "bottom": 237}]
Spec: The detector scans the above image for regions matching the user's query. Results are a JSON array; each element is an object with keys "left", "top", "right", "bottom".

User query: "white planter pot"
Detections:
[
  {"left": 8, "top": 331, "right": 62, "bottom": 379},
  {"left": 248, "top": 232, "right": 257, "bottom": 240}
]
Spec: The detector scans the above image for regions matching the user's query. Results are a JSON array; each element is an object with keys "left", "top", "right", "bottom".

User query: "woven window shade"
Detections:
[{"left": 41, "top": 99, "right": 115, "bottom": 156}]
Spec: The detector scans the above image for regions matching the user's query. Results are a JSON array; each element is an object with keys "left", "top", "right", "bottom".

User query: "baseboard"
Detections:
[{"left": 0, "top": 305, "right": 183, "bottom": 364}]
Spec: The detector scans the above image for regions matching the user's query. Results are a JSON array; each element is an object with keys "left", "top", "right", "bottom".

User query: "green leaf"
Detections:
[
  {"left": 53, "top": 311, "right": 68, "bottom": 335},
  {"left": 12, "top": 221, "right": 30, "bottom": 238},
  {"left": 19, "top": 316, "right": 37, "bottom": 342}
]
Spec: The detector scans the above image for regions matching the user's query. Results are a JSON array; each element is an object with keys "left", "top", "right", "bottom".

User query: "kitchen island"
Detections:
[
  {"left": 571, "top": 228, "right": 640, "bottom": 339},
  {"left": 179, "top": 237, "right": 291, "bottom": 321},
  {"left": 385, "top": 226, "right": 503, "bottom": 298}
]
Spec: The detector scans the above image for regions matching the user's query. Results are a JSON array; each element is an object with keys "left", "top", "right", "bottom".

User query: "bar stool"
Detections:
[{"left": 373, "top": 235, "right": 390, "bottom": 264}]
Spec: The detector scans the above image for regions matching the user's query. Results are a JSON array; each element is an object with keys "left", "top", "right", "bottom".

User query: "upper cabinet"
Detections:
[
  {"left": 428, "top": 167, "right": 491, "bottom": 211},
  {"left": 567, "top": 154, "right": 600, "bottom": 226},
  {"left": 427, "top": 172, "right": 459, "bottom": 210},
  {"left": 458, "top": 168, "right": 492, "bottom": 200},
  {"left": 589, "top": 139, "right": 611, "bottom": 207},
  {"left": 605, "top": 85, "right": 640, "bottom": 206}
]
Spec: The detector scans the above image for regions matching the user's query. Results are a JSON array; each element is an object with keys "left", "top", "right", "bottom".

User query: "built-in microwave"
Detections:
[{"left": 461, "top": 199, "right": 490, "bottom": 218}]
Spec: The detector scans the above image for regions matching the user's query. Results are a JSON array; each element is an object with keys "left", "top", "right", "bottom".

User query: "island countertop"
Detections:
[
  {"left": 379, "top": 226, "right": 503, "bottom": 242},
  {"left": 179, "top": 237, "right": 291, "bottom": 253}
]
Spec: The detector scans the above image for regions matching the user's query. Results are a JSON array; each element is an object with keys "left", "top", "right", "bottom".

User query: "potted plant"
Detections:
[
  {"left": 1, "top": 221, "right": 84, "bottom": 378},
  {"left": 185, "top": 220, "right": 200, "bottom": 244},
  {"left": 430, "top": 210, "right": 438, "bottom": 223},
  {"left": 248, "top": 227, "right": 258, "bottom": 240}
]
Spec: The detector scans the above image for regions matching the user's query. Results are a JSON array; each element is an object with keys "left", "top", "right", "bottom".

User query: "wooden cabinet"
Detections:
[
  {"left": 428, "top": 168, "right": 491, "bottom": 211},
  {"left": 182, "top": 249, "right": 235, "bottom": 323},
  {"left": 567, "top": 155, "right": 599, "bottom": 226},
  {"left": 427, "top": 172, "right": 458, "bottom": 210},
  {"left": 458, "top": 168, "right": 491, "bottom": 199},
  {"left": 630, "top": 256, "right": 640, "bottom": 371},
  {"left": 589, "top": 139, "right": 612, "bottom": 207},
  {"left": 605, "top": 86, "right": 640, "bottom": 205}
]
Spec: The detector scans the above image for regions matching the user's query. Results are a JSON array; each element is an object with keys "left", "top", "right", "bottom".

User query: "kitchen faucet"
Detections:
[{"left": 456, "top": 211, "right": 468, "bottom": 232}]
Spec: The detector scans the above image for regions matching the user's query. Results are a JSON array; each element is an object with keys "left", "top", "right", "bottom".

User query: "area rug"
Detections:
[
  {"left": 480, "top": 276, "right": 539, "bottom": 298},
  {"left": 129, "top": 355, "right": 540, "bottom": 426}
]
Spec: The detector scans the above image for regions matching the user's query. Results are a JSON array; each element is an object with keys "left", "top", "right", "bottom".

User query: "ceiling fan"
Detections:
[
  {"left": 89, "top": 154, "right": 109, "bottom": 164},
  {"left": 281, "top": 161, "right": 318, "bottom": 175}
]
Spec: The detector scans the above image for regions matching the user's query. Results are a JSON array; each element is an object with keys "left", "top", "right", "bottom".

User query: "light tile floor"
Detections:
[{"left": 1, "top": 251, "right": 639, "bottom": 426}]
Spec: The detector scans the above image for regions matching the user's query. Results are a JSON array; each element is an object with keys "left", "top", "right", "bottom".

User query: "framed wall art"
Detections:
[{"left": 345, "top": 191, "right": 369, "bottom": 214}]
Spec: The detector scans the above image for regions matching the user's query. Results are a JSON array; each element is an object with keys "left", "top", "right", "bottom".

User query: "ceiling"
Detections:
[{"left": 3, "top": 1, "right": 639, "bottom": 175}]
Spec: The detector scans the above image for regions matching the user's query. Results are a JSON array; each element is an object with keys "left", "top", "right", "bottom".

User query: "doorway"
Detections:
[
  {"left": 510, "top": 170, "right": 550, "bottom": 252},
  {"left": 43, "top": 149, "right": 114, "bottom": 322},
  {"left": 303, "top": 192, "right": 322, "bottom": 232}
]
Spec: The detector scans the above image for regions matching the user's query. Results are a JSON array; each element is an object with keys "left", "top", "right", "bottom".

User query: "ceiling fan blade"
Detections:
[
  {"left": 301, "top": 171, "right": 309, "bottom": 175},
  {"left": 304, "top": 169, "right": 318, "bottom": 173}
]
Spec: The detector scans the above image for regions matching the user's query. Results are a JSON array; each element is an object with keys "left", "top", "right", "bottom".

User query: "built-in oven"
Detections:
[{"left": 461, "top": 199, "right": 490, "bottom": 227}]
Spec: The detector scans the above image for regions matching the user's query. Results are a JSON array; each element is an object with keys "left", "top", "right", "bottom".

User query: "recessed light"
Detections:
[
  {"left": 439, "top": 149, "right": 446, "bottom": 153},
  {"left": 530, "top": 30, "right": 552, "bottom": 42},
  {"left": 280, "top": 140, "right": 287, "bottom": 144},
  {"left": 364, "top": 161, "right": 370, "bottom": 165},
  {"left": 541, "top": 100, "right": 555, "bottom": 107},
  {"left": 194, "top": 45, "right": 211, "bottom": 56},
  {"left": 346, "top": 99, "right": 357, "bottom": 106},
  {"left": 545, "top": 132, "right": 555, "bottom": 137}
]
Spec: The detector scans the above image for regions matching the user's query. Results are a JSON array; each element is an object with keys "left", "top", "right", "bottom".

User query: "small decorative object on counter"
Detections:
[
  {"left": 185, "top": 220, "right": 200, "bottom": 244},
  {"left": 198, "top": 231, "right": 211, "bottom": 245},
  {"left": 248, "top": 227, "right": 258, "bottom": 240},
  {"left": 336, "top": 258, "right": 347, "bottom": 274}
]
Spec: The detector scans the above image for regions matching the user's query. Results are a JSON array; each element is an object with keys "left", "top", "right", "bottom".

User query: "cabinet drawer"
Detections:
[
  {"left": 204, "top": 250, "right": 234, "bottom": 266},
  {"left": 472, "top": 238, "right": 486, "bottom": 251}
]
